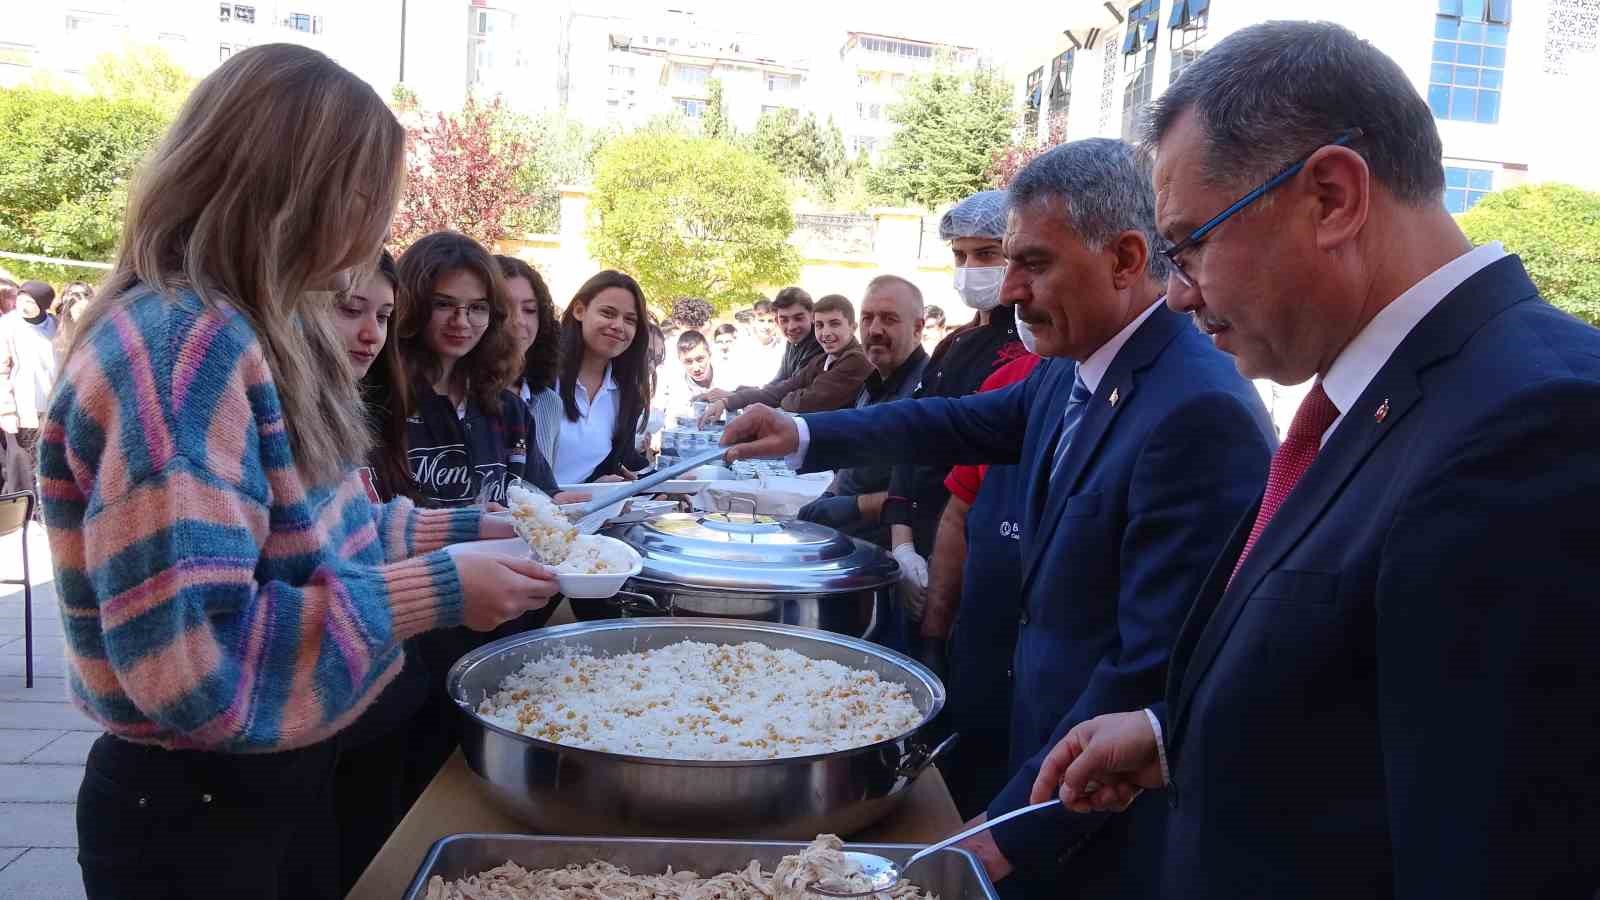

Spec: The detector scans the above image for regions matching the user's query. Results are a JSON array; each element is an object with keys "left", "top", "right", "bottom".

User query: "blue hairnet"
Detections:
[{"left": 938, "top": 190, "right": 1009, "bottom": 241}]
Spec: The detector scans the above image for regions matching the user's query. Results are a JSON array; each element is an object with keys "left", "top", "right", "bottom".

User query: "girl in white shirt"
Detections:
[{"left": 552, "top": 270, "right": 652, "bottom": 486}]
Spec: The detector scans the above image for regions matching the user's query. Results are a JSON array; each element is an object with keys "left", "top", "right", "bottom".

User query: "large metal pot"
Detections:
[
  {"left": 449, "top": 619, "right": 956, "bottom": 839},
  {"left": 597, "top": 509, "right": 899, "bottom": 640}
]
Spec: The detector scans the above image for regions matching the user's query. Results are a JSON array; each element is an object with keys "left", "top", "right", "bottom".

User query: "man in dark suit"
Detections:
[
  {"left": 1029, "top": 22, "right": 1600, "bottom": 900},
  {"left": 723, "top": 139, "right": 1274, "bottom": 898}
]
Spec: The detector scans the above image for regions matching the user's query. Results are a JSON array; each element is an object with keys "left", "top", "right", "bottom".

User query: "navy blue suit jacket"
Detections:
[
  {"left": 1155, "top": 256, "right": 1600, "bottom": 899},
  {"left": 802, "top": 306, "right": 1273, "bottom": 894}
]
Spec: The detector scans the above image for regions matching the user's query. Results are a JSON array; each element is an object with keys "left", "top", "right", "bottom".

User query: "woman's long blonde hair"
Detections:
[{"left": 68, "top": 43, "right": 405, "bottom": 485}]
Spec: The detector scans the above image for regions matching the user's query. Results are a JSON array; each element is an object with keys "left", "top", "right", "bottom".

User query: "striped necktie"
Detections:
[{"left": 1050, "top": 374, "right": 1094, "bottom": 482}]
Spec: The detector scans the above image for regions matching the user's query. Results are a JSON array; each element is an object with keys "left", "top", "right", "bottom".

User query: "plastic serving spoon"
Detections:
[{"left": 807, "top": 799, "right": 1063, "bottom": 897}]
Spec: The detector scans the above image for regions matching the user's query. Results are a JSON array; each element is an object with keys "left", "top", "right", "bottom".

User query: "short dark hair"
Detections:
[
  {"left": 812, "top": 294, "right": 855, "bottom": 326},
  {"left": 19, "top": 280, "right": 55, "bottom": 307},
  {"left": 714, "top": 323, "right": 739, "bottom": 339},
  {"left": 734, "top": 310, "right": 754, "bottom": 324},
  {"left": 771, "top": 286, "right": 813, "bottom": 313},
  {"left": 751, "top": 299, "right": 774, "bottom": 316},
  {"left": 925, "top": 304, "right": 945, "bottom": 325},
  {"left": 1146, "top": 20, "right": 1444, "bottom": 207},
  {"left": 677, "top": 329, "right": 709, "bottom": 355}
]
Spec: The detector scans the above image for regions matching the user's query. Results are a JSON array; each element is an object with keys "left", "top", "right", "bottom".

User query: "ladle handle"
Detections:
[{"left": 906, "top": 799, "right": 1063, "bottom": 867}]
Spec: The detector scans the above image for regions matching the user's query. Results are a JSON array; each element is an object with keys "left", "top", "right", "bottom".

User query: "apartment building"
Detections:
[
  {"left": 1004, "top": 0, "right": 1600, "bottom": 206},
  {"left": 834, "top": 31, "right": 979, "bottom": 160}
]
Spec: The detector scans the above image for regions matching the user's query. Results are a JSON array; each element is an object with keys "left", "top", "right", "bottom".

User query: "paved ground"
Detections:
[{"left": 0, "top": 526, "right": 93, "bottom": 900}]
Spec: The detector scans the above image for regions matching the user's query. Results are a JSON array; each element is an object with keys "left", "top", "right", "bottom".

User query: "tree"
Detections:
[
  {"left": 702, "top": 78, "right": 733, "bottom": 141},
  {"left": 0, "top": 86, "right": 167, "bottom": 270},
  {"left": 392, "top": 97, "right": 535, "bottom": 251},
  {"left": 500, "top": 111, "right": 607, "bottom": 235},
  {"left": 589, "top": 132, "right": 800, "bottom": 313},
  {"left": 867, "top": 67, "right": 1016, "bottom": 208},
  {"left": 749, "top": 109, "right": 854, "bottom": 203},
  {"left": 987, "top": 113, "right": 1067, "bottom": 188},
  {"left": 1458, "top": 183, "right": 1600, "bottom": 326},
  {"left": 86, "top": 44, "right": 195, "bottom": 119}
]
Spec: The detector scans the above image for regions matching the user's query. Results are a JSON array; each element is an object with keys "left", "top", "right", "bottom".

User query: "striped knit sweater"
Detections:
[{"left": 39, "top": 288, "right": 481, "bottom": 752}]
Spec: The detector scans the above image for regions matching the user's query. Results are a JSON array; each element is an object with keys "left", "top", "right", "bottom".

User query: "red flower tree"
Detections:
[{"left": 391, "top": 97, "right": 530, "bottom": 252}]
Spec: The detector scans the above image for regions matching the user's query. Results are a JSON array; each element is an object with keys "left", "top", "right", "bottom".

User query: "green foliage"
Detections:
[
  {"left": 500, "top": 111, "right": 608, "bottom": 235},
  {"left": 0, "top": 86, "right": 167, "bottom": 266},
  {"left": 86, "top": 44, "right": 195, "bottom": 119},
  {"left": 702, "top": 79, "right": 733, "bottom": 142},
  {"left": 749, "top": 109, "right": 855, "bottom": 205},
  {"left": 589, "top": 132, "right": 800, "bottom": 313},
  {"left": 390, "top": 83, "right": 419, "bottom": 112},
  {"left": 1458, "top": 183, "right": 1600, "bottom": 325},
  {"left": 867, "top": 67, "right": 1016, "bottom": 208}
]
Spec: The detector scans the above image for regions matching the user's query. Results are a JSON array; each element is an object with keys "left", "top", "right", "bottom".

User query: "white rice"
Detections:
[
  {"left": 506, "top": 484, "right": 581, "bottom": 566},
  {"left": 476, "top": 641, "right": 924, "bottom": 760},
  {"left": 551, "top": 533, "right": 633, "bottom": 574}
]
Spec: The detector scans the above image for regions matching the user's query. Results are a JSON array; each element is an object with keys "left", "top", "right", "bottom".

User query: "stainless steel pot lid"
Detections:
[{"left": 602, "top": 511, "right": 899, "bottom": 594}]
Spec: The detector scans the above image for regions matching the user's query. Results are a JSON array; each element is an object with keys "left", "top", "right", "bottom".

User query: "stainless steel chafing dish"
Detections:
[
  {"left": 448, "top": 619, "right": 956, "bottom": 840},
  {"left": 597, "top": 506, "right": 899, "bottom": 641}
]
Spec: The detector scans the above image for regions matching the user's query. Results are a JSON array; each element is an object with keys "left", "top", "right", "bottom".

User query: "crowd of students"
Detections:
[{"left": 24, "top": 40, "right": 1031, "bottom": 900}]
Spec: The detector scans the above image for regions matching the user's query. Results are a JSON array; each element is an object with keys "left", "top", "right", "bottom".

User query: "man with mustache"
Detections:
[
  {"left": 723, "top": 139, "right": 1274, "bottom": 898},
  {"left": 796, "top": 276, "right": 931, "bottom": 550}
]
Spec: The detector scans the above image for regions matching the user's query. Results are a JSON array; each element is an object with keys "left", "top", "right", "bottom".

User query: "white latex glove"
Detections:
[{"left": 892, "top": 543, "right": 930, "bottom": 620}]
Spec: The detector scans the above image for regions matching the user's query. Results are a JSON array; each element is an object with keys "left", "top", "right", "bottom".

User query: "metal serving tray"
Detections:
[{"left": 402, "top": 834, "right": 1000, "bottom": 899}]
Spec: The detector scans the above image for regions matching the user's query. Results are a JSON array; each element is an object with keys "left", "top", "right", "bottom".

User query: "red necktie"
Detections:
[{"left": 1229, "top": 382, "right": 1340, "bottom": 584}]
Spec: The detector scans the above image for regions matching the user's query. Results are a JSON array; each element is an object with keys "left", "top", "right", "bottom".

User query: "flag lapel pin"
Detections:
[
  {"left": 1108, "top": 388, "right": 1120, "bottom": 407},
  {"left": 1374, "top": 398, "right": 1390, "bottom": 423}
]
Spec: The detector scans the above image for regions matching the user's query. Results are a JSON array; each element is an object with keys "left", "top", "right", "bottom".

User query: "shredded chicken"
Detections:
[{"left": 422, "top": 835, "right": 936, "bottom": 900}]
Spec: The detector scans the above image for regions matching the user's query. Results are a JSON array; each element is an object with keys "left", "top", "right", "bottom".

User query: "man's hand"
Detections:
[
  {"left": 697, "top": 399, "right": 728, "bottom": 427},
  {"left": 956, "top": 814, "right": 1015, "bottom": 882},
  {"left": 1029, "top": 711, "right": 1166, "bottom": 812},
  {"left": 695, "top": 388, "right": 733, "bottom": 403},
  {"left": 719, "top": 403, "right": 799, "bottom": 462}
]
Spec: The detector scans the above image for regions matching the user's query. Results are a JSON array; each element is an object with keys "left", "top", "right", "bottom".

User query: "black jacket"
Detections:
[{"left": 406, "top": 380, "right": 559, "bottom": 507}]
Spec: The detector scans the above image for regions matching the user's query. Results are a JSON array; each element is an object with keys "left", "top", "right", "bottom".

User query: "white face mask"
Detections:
[
  {"left": 1015, "top": 313, "right": 1039, "bottom": 354},
  {"left": 954, "top": 265, "right": 1005, "bottom": 311}
]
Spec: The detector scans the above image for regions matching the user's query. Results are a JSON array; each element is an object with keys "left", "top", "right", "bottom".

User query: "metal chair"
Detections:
[{"left": 0, "top": 491, "right": 36, "bottom": 688}]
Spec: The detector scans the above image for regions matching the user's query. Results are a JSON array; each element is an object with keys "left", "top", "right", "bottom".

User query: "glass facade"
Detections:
[
  {"left": 1444, "top": 165, "right": 1494, "bottom": 212},
  {"left": 1430, "top": 0, "right": 1511, "bottom": 123}
]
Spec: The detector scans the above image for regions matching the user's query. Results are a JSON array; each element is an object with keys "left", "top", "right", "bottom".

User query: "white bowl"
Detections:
[{"left": 555, "top": 536, "right": 643, "bottom": 599}]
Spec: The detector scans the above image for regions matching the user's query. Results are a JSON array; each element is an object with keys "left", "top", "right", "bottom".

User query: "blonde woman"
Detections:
[{"left": 40, "top": 44, "right": 556, "bottom": 900}]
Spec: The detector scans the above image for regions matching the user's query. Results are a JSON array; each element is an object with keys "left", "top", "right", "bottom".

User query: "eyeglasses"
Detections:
[
  {"left": 431, "top": 297, "right": 492, "bottom": 325},
  {"left": 1161, "top": 128, "right": 1365, "bottom": 289}
]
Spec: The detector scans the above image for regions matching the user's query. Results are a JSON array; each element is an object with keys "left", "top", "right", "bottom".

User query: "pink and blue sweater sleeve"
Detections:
[
  {"left": 39, "top": 293, "right": 466, "bottom": 752},
  {"left": 372, "top": 497, "right": 482, "bottom": 561}
]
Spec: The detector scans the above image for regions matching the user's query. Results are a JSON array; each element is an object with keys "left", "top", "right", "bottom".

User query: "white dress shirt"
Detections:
[
  {"left": 1076, "top": 298, "right": 1165, "bottom": 393},
  {"left": 1319, "top": 241, "right": 1507, "bottom": 445},
  {"left": 553, "top": 366, "right": 620, "bottom": 485}
]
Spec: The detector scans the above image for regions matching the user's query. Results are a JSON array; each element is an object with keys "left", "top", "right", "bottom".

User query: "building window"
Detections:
[
  {"left": 1048, "top": 50, "right": 1073, "bottom": 119},
  {"left": 234, "top": 4, "right": 255, "bottom": 24},
  {"left": 1444, "top": 165, "right": 1494, "bottom": 212},
  {"left": 1122, "top": 0, "right": 1162, "bottom": 58},
  {"left": 609, "top": 64, "right": 635, "bottom": 79},
  {"left": 287, "top": 13, "right": 315, "bottom": 33},
  {"left": 219, "top": 4, "right": 232, "bottom": 22},
  {"left": 767, "top": 73, "right": 796, "bottom": 92},
  {"left": 1170, "top": 0, "right": 1209, "bottom": 82},
  {"left": 1430, "top": 0, "right": 1511, "bottom": 123},
  {"left": 858, "top": 36, "right": 935, "bottom": 60},
  {"left": 676, "top": 97, "right": 706, "bottom": 118},
  {"left": 219, "top": 42, "right": 246, "bottom": 61},
  {"left": 1023, "top": 66, "right": 1044, "bottom": 131},
  {"left": 676, "top": 65, "right": 711, "bottom": 86},
  {"left": 854, "top": 136, "right": 878, "bottom": 156}
]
